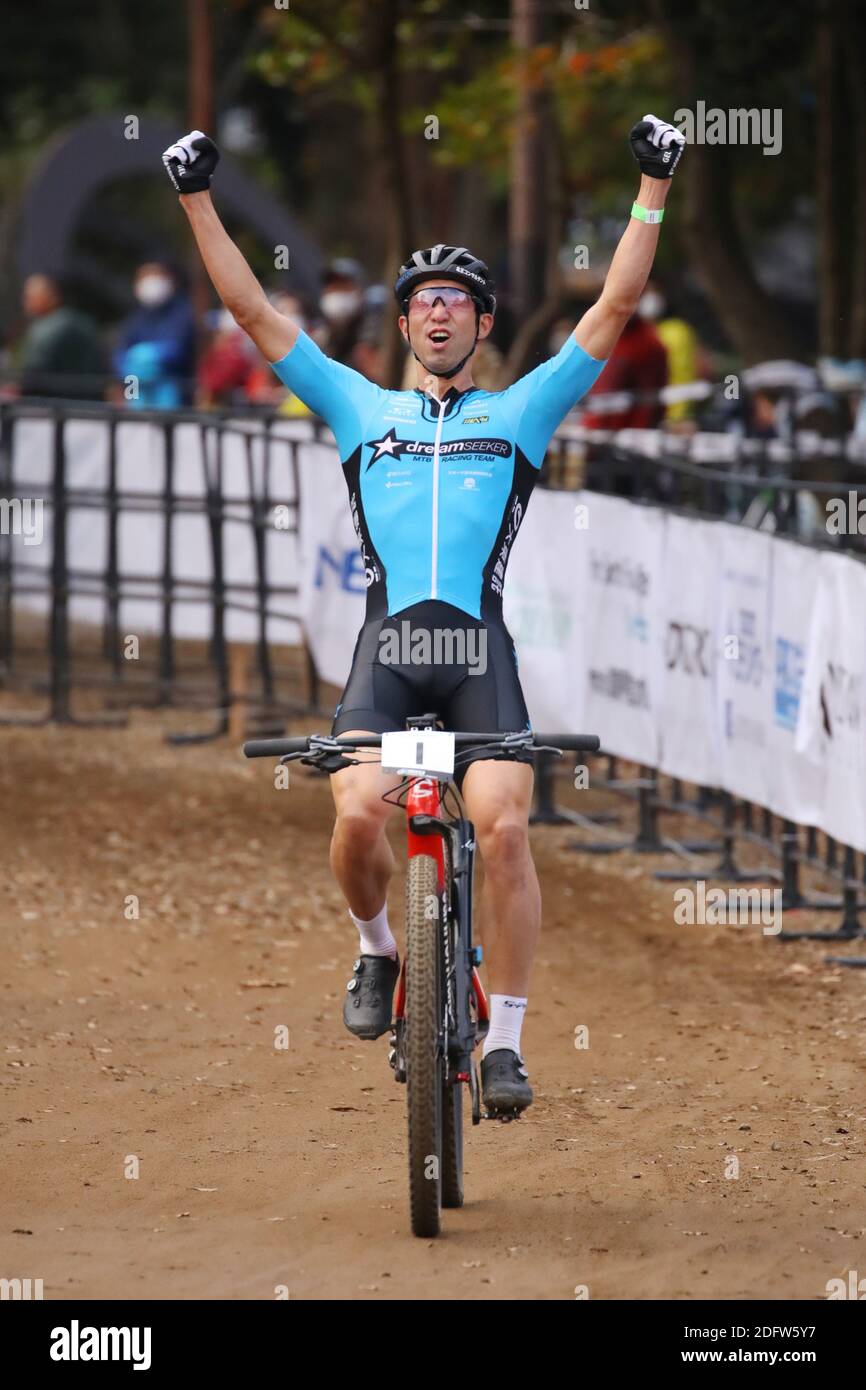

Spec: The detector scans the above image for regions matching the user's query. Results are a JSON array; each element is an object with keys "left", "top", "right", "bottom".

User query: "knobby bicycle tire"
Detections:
[
  {"left": 405, "top": 852, "right": 443, "bottom": 1237},
  {"left": 440, "top": 837, "right": 464, "bottom": 1209},
  {"left": 441, "top": 1068, "right": 464, "bottom": 1208}
]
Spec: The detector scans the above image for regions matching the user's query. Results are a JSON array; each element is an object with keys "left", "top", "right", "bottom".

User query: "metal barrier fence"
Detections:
[
  {"left": 535, "top": 438, "right": 866, "bottom": 965},
  {"left": 0, "top": 399, "right": 327, "bottom": 740},
  {"left": 533, "top": 752, "right": 866, "bottom": 961},
  {"left": 2, "top": 396, "right": 865, "bottom": 964}
]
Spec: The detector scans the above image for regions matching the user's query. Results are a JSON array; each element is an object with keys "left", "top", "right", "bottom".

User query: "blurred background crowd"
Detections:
[{"left": 2, "top": 0, "right": 866, "bottom": 457}]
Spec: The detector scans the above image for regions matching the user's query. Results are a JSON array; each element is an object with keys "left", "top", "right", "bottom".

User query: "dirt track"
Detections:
[{"left": 2, "top": 717, "right": 865, "bottom": 1300}]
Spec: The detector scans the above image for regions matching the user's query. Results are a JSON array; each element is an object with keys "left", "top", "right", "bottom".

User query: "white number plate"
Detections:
[{"left": 380, "top": 729, "right": 455, "bottom": 778}]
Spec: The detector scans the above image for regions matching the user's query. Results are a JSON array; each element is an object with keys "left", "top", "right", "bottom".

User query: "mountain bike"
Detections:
[{"left": 244, "top": 720, "right": 599, "bottom": 1238}]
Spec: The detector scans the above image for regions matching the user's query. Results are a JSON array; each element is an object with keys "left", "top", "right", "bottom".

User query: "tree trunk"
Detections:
[
  {"left": 368, "top": 0, "right": 415, "bottom": 386},
  {"left": 681, "top": 142, "right": 803, "bottom": 363},
  {"left": 842, "top": 0, "right": 866, "bottom": 357},
  {"left": 503, "top": 82, "right": 566, "bottom": 384},
  {"left": 816, "top": 0, "right": 852, "bottom": 357},
  {"left": 508, "top": 0, "right": 549, "bottom": 326},
  {"left": 651, "top": 0, "right": 805, "bottom": 364}
]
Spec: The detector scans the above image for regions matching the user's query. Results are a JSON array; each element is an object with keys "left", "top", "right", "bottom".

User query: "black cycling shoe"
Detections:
[
  {"left": 481, "top": 1048, "right": 533, "bottom": 1118},
  {"left": 342, "top": 953, "right": 400, "bottom": 1040}
]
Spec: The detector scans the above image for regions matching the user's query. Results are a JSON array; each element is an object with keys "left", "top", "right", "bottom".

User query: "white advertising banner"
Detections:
[
  {"left": 9, "top": 416, "right": 301, "bottom": 644},
  {"left": 766, "top": 538, "right": 826, "bottom": 827},
  {"left": 8, "top": 417, "right": 55, "bottom": 609},
  {"left": 714, "top": 523, "right": 773, "bottom": 807},
  {"left": 504, "top": 487, "right": 587, "bottom": 732},
  {"left": 657, "top": 513, "right": 720, "bottom": 787},
  {"left": 796, "top": 552, "right": 866, "bottom": 852},
  {"left": 11, "top": 405, "right": 866, "bottom": 856},
  {"left": 578, "top": 492, "right": 665, "bottom": 764},
  {"left": 297, "top": 445, "right": 366, "bottom": 690}
]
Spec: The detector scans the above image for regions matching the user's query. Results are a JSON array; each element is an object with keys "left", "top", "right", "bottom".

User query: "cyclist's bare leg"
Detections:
[
  {"left": 460, "top": 759, "right": 539, "bottom": 997},
  {"left": 329, "top": 730, "right": 402, "bottom": 920}
]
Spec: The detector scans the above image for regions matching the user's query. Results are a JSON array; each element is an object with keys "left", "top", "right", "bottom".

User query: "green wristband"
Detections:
[{"left": 631, "top": 201, "right": 664, "bottom": 224}]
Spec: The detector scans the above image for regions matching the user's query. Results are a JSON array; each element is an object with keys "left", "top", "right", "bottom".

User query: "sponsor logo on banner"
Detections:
[
  {"left": 589, "top": 550, "right": 650, "bottom": 596},
  {"left": 722, "top": 600, "right": 767, "bottom": 746},
  {"left": 819, "top": 661, "right": 862, "bottom": 741},
  {"left": 588, "top": 667, "right": 649, "bottom": 708},
  {"left": 730, "top": 607, "right": 763, "bottom": 685},
  {"left": 666, "top": 621, "right": 711, "bottom": 677},
  {"left": 774, "top": 637, "right": 805, "bottom": 731},
  {"left": 314, "top": 545, "right": 368, "bottom": 595}
]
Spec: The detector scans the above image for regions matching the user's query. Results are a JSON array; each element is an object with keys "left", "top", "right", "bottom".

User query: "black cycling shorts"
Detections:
[{"left": 331, "top": 600, "right": 534, "bottom": 786}]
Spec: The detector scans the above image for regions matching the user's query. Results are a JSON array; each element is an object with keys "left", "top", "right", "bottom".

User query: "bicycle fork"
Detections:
[{"left": 389, "top": 786, "right": 489, "bottom": 1123}]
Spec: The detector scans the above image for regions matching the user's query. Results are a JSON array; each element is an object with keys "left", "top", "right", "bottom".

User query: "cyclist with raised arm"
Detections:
[{"left": 163, "top": 115, "right": 684, "bottom": 1116}]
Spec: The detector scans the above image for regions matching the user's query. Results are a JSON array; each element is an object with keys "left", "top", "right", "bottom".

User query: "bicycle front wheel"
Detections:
[
  {"left": 405, "top": 852, "right": 443, "bottom": 1238},
  {"left": 441, "top": 1068, "right": 464, "bottom": 1208}
]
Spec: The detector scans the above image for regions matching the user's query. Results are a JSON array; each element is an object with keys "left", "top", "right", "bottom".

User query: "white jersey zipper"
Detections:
[{"left": 430, "top": 393, "right": 446, "bottom": 600}]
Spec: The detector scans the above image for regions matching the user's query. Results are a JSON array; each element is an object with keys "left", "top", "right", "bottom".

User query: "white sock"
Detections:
[
  {"left": 349, "top": 904, "right": 397, "bottom": 959},
  {"left": 482, "top": 994, "right": 527, "bottom": 1059}
]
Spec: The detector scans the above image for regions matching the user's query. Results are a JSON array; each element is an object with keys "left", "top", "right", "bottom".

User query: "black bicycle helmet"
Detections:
[{"left": 394, "top": 244, "right": 496, "bottom": 315}]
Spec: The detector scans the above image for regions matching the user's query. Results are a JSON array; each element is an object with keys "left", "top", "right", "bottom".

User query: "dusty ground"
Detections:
[{"left": 1, "top": 714, "right": 865, "bottom": 1301}]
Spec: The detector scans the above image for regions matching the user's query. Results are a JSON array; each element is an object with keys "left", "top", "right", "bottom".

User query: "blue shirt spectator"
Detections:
[{"left": 115, "top": 262, "right": 196, "bottom": 408}]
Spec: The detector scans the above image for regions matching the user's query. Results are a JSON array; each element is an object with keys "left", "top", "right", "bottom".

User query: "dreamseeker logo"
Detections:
[{"left": 364, "top": 428, "right": 511, "bottom": 470}]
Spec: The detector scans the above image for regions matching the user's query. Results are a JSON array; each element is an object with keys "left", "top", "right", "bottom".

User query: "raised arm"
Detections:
[
  {"left": 163, "top": 131, "right": 297, "bottom": 364},
  {"left": 574, "top": 115, "right": 685, "bottom": 362}
]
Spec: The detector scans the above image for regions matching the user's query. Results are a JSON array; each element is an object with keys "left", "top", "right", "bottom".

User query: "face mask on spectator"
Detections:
[
  {"left": 321, "top": 289, "right": 362, "bottom": 322},
  {"left": 637, "top": 289, "right": 665, "bottom": 321},
  {"left": 136, "top": 274, "right": 174, "bottom": 307}
]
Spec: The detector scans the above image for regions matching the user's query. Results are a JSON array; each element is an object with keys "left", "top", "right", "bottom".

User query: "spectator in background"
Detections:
[
  {"left": 16, "top": 273, "right": 103, "bottom": 400},
  {"left": 115, "top": 261, "right": 195, "bottom": 409},
  {"left": 789, "top": 390, "right": 850, "bottom": 542},
  {"left": 818, "top": 357, "right": 866, "bottom": 438},
  {"left": 197, "top": 305, "right": 259, "bottom": 408},
  {"left": 724, "top": 361, "right": 820, "bottom": 443},
  {"left": 637, "top": 279, "right": 700, "bottom": 429},
  {"left": 246, "top": 291, "right": 314, "bottom": 415},
  {"left": 736, "top": 387, "right": 780, "bottom": 440},
  {"left": 580, "top": 308, "right": 667, "bottom": 431},
  {"left": 313, "top": 258, "right": 384, "bottom": 382},
  {"left": 578, "top": 307, "right": 667, "bottom": 497}
]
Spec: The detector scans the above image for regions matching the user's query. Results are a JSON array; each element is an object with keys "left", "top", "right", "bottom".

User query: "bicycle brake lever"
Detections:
[
  {"left": 304, "top": 753, "right": 356, "bottom": 773},
  {"left": 303, "top": 734, "right": 365, "bottom": 774},
  {"left": 309, "top": 735, "right": 349, "bottom": 754},
  {"left": 499, "top": 731, "right": 534, "bottom": 751},
  {"left": 530, "top": 743, "right": 562, "bottom": 758}
]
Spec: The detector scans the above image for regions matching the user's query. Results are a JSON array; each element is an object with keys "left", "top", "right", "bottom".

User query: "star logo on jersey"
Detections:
[{"left": 365, "top": 428, "right": 410, "bottom": 469}]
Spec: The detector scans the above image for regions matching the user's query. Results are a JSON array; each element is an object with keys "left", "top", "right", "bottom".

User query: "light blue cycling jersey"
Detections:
[{"left": 271, "top": 329, "right": 605, "bottom": 622}]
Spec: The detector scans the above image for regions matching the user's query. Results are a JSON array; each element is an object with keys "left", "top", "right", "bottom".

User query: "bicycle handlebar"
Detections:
[
  {"left": 243, "top": 732, "right": 600, "bottom": 759},
  {"left": 243, "top": 736, "right": 322, "bottom": 759}
]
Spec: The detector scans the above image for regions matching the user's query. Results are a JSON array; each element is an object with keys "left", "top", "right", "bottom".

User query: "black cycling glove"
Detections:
[
  {"left": 629, "top": 114, "right": 685, "bottom": 179},
  {"left": 162, "top": 130, "right": 220, "bottom": 194}
]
